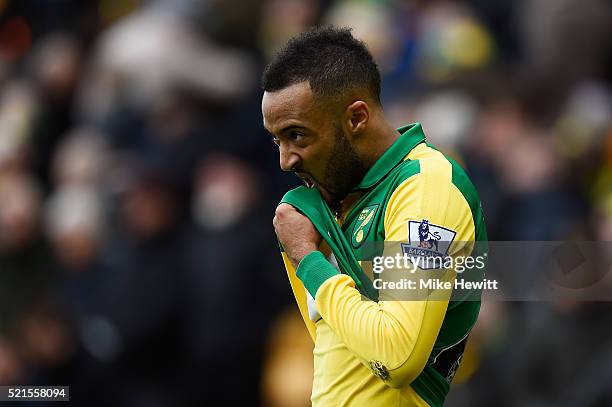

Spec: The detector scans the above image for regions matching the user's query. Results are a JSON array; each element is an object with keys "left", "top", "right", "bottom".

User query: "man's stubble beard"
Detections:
[{"left": 320, "top": 125, "right": 368, "bottom": 207}]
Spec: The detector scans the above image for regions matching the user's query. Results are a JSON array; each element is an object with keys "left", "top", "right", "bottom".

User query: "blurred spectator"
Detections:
[
  {"left": 259, "top": 0, "right": 322, "bottom": 59},
  {"left": 45, "top": 186, "right": 106, "bottom": 272},
  {"left": 0, "top": 173, "right": 66, "bottom": 386},
  {"left": 262, "top": 309, "right": 314, "bottom": 407},
  {"left": 179, "top": 154, "right": 290, "bottom": 405},
  {"left": 0, "top": 80, "right": 38, "bottom": 173},
  {"left": 51, "top": 127, "right": 110, "bottom": 187},
  {"left": 77, "top": 4, "right": 257, "bottom": 124},
  {"left": 96, "top": 162, "right": 186, "bottom": 406},
  {"left": 27, "top": 32, "right": 83, "bottom": 190},
  {"left": 0, "top": 337, "right": 23, "bottom": 385}
]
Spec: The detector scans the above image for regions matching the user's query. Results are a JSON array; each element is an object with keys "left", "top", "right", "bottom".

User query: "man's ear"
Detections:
[{"left": 345, "top": 100, "right": 369, "bottom": 136}]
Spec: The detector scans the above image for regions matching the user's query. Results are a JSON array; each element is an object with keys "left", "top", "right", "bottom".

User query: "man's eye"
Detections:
[
  {"left": 289, "top": 132, "right": 304, "bottom": 141},
  {"left": 272, "top": 136, "right": 280, "bottom": 146}
]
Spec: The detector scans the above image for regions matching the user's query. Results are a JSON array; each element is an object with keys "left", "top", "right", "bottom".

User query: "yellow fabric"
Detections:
[
  {"left": 287, "top": 144, "right": 476, "bottom": 406},
  {"left": 282, "top": 251, "right": 317, "bottom": 341}
]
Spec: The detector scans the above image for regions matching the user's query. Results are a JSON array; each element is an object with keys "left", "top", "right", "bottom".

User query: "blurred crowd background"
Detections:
[{"left": 0, "top": 0, "right": 611, "bottom": 406}]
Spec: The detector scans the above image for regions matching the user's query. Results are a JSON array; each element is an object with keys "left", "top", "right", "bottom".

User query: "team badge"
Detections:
[
  {"left": 401, "top": 219, "right": 456, "bottom": 269},
  {"left": 351, "top": 205, "right": 378, "bottom": 247}
]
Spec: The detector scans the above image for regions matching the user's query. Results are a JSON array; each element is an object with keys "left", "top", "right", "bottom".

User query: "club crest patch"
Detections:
[
  {"left": 401, "top": 219, "right": 456, "bottom": 269},
  {"left": 351, "top": 205, "right": 378, "bottom": 247}
]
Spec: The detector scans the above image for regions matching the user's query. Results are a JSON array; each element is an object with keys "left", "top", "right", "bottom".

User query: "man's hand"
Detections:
[{"left": 273, "top": 203, "right": 322, "bottom": 268}]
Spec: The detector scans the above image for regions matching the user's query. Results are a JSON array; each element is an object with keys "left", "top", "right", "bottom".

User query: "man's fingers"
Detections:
[
  {"left": 274, "top": 203, "right": 297, "bottom": 230},
  {"left": 274, "top": 203, "right": 295, "bottom": 219},
  {"left": 273, "top": 203, "right": 293, "bottom": 233}
]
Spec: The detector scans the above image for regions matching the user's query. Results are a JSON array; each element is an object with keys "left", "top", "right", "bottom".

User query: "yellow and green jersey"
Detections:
[{"left": 280, "top": 123, "right": 487, "bottom": 406}]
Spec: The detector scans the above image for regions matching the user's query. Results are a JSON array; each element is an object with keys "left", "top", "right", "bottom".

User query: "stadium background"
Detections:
[{"left": 0, "top": 0, "right": 611, "bottom": 405}]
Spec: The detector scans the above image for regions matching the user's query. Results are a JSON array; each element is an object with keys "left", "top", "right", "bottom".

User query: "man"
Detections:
[{"left": 261, "top": 26, "right": 486, "bottom": 406}]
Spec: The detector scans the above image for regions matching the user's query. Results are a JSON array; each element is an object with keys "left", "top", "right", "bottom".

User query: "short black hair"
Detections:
[{"left": 261, "top": 26, "right": 381, "bottom": 105}]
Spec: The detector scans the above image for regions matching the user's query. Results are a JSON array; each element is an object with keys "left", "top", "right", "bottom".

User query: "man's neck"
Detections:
[
  {"left": 336, "top": 120, "right": 399, "bottom": 221},
  {"left": 362, "top": 119, "right": 400, "bottom": 168}
]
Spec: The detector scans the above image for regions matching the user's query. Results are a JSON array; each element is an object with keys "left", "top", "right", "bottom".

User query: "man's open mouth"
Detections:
[{"left": 297, "top": 173, "right": 317, "bottom": 189}]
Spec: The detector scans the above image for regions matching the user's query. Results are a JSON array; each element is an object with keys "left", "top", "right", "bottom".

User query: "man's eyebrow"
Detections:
[
  {"left": 264, "top": 124, "right": 308, "bottom": 139},
  {"left": 278, "top": 124, "right": 307, "bottom": 134}
]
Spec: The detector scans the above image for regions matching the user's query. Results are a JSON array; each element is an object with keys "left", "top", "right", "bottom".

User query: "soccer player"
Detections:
[{"left": 261, "top": 26, "right": 487, "bottom": 406}]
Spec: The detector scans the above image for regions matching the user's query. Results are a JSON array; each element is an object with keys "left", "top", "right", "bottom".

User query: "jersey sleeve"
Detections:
[{"left": 295, "top": 154, "right": 476, "bottom": 388}]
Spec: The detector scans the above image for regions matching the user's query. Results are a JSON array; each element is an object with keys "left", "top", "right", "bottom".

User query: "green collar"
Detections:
[{"left": 354, "top": 122, "right": 426, "bottom": 190}]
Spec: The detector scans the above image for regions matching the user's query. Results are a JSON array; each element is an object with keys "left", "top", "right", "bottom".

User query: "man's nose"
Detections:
[{"left": 279, "top": 144, "right": 300, "bottom": 172}]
